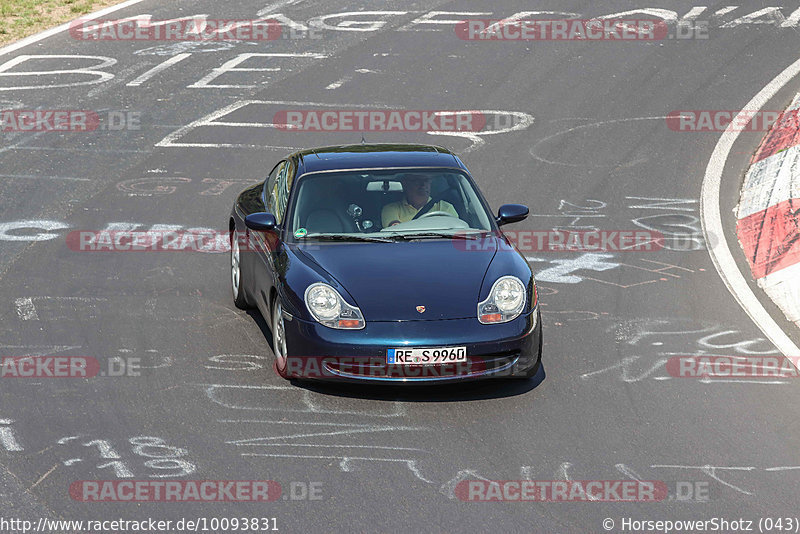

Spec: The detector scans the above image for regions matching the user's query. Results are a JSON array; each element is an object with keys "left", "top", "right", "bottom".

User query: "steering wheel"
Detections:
[
  {"left": 411, "top": 193, "right": 449, "bottom": 221},
  {"left": 417, "top": 210, "right": 456, "bottom": 219}
]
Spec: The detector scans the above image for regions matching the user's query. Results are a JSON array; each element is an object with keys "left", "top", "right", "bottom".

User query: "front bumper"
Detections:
[{"left": 280, "top": 307, "right": 541, "bottom": 383}]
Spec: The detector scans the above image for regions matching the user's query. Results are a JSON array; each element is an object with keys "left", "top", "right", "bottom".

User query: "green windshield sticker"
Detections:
[{"left": 294, "top": 228, "right": 308, "bottom": 238}]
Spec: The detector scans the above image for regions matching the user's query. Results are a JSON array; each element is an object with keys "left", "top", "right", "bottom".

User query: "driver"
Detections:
[{"left": 381, "top": 173, "right": 458, "bottom": 228}]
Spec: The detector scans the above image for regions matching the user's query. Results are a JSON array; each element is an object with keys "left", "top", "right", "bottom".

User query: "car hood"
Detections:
[{"left": 293, "top": 237, "right": 498, "bottom": 321}]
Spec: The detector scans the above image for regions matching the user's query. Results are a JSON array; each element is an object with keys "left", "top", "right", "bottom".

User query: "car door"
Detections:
[
  {"left": 267, "top": 158, "right": 296, "bottom": 279},
  {"left": 247, "top": 160, "right": 286, "bottom": 311}
]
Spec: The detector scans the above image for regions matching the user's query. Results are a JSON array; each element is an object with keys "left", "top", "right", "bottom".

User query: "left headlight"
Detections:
[
  {"left": 478, "top": 276, "right": 526, "bottom": 324},
  {"left": 304, "top": 282, "right": 365, "bottom": 329}
]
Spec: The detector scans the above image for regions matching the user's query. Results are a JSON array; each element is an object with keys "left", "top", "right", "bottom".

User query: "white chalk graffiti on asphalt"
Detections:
[
  {"left": 613, "top": 318, "right": 778, "bottom": 354},
  {"left": 202, "top": 383, "right": 434, "bottom": 483},
  {"left": 526, "top": 253, "right": 620, "bottom": 284},
  {"left": 0, "top": 220, "right": 69, "bottom": 241},
  {"left": 551, "top": 199, "right": 607, "bottom": 232},
  {"left": 527, "top": 197, "right": 703, "bottom": 250},
  {"left": 581, "top": 318, "right": 781, "bottom": 383},
  {"left": 155, "top": 99, "right": 534, "bottom": 152},
  {"left": 440, "top": 461, "right": 800, "bottom": 499},
  {"left": 628, "top": 197, "right": 704, "bottom": 250},
  {"left": 1, "top": 9, "right": 796, "bottom": 92},
  {"left": 188, "top": 53, "right": 326, "bottom": 89},
  {"left": 526, "top": 253, "right": 697, "bottom": 287},
  {"left": 0, "top": 55, "right": 116, "bottom": 91},
  {"left": 126, "top": 53, "right": 191, "bottom": 86},
  {"left": 116, "top": 177, "right": 255, "bottom": 196},
  {"left": 0, "top": 221, "right": 230, "bottom": 254},
  {"left": 205, "top": 354, "right": 268, "bottom": 371},
  {"left": 0, "top": 419, "right": 23, "bottom": 451},
  {"left": 53, "top": 436, "right": 196, "bottom": 478}
]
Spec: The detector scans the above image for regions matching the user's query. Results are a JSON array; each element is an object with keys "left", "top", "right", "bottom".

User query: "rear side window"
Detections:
[
  {"left": 264, "top": 162, "right": 283, "bottom": 205},
  {"left": 265, "top": 161, "right": 288, "bottom": 223},
  {"left": 283, "top": 159, "right": 296, "bottom": 217}
]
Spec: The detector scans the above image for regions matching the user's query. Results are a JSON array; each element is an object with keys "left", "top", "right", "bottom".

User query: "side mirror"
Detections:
[
  {"left": 496, "top": 204, "right": 529, "bottom": 226},
  {"left": 245, "top": 212, "right": 277, "bottom": 231}
]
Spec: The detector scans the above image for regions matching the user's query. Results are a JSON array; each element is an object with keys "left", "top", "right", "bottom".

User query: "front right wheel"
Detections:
[
  {"left": 231, "top": 228, "right": 251, "bottom": 309},
  {"left": 511, "top": 309, "right": 543, "bottom": 379},
  {"left": 272, "top": 297, "right": 289, "bottom": 378}
]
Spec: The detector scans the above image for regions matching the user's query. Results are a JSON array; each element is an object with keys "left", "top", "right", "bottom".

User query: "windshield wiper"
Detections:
[
  {"left": 302, "top": 233, "right": 395, "bottom": 243},
  {"left": 384, "top": 231, "right": 489, "bottom": 241}
]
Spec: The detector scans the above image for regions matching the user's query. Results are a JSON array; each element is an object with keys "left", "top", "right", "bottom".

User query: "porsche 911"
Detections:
[{"left": 228, "top": 143, "right": 541, "bottom": 383}]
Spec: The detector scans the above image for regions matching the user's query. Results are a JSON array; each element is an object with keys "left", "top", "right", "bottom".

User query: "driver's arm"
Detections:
[
  {"left": 381, "top": 202, "right": 402, "bottom": 228},
  {"left": 440, "top": 200, "right": 459, "bottom": 218}
]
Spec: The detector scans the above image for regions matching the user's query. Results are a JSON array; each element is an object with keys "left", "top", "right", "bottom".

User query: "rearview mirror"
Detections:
[
  {"left": 245, "top": 213, "right": 277, "bottom": 231},
  {"left": 496, "top": 204, "right": 529, "bottom": 226}
]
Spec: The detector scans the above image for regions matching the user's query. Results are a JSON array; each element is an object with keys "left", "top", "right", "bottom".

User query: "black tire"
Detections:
[
  {"left": 272, "top": 295, "right": 289, "bottom": 379},
  {"left": 231, "top": 228, "right": 252, "bottom": 309}
]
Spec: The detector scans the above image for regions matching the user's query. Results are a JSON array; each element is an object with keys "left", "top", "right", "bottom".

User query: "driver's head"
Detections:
[{"left": 401, "top": 173, "right": 431, "bottom": 209}]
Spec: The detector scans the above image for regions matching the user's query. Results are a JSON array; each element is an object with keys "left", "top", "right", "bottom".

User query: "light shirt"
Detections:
[{"left": 381, "top": 197, "right": 458, "bottom": 228}]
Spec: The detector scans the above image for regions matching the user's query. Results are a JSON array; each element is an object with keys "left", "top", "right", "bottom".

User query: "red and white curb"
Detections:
[{"left": 736, "top": 93, "right": 800, "bottom": 328}]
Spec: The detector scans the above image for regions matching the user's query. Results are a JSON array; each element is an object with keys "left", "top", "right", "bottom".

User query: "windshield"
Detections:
[{"left": 288, "top": 169, "right": 494, "bottom": 240}]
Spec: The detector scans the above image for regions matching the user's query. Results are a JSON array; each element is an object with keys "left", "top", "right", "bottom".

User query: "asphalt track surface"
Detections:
[{"left": 2, "top": 2, "right": 800, "bottom": 533}]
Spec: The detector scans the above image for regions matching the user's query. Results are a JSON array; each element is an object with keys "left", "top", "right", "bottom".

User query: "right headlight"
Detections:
[
  {"left": 304, "top": 282, "right": 365, "bottom": 329},
  {"left": 478, "top": 276, "right": 526, "bottom": 324}
]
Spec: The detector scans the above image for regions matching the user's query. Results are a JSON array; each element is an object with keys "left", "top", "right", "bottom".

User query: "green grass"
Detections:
[{"left": 0, "top": 0, "right": 122, "bottom": 45}]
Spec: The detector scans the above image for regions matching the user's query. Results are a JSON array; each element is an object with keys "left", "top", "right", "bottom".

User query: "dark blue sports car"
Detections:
[{"left": 228, "top": 144, "right": 541, "bottom": 383}]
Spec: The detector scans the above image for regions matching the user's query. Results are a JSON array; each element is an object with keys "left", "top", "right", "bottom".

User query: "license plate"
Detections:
[{"left": 387, "top": 346, "right": 467, "bottom": 365}]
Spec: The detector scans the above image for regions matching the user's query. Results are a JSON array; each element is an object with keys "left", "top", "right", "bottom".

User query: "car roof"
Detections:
[{"left": 292, "top": 143, "right": 466, "bottom": 176}]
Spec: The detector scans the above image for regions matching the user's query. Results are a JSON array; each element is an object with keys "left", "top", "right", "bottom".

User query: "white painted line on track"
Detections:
[
  {"left": 0, "top": 0, "right": 146, "bottom": 58},
  {"left": 87, "top": 62, "right": 148, "bottom": 97},
  {"left": 126, "top": 53, "right": 191, "bottom": 86},
  {"left": 701, "top": 58, "right": 800, "bottom": 359}
]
